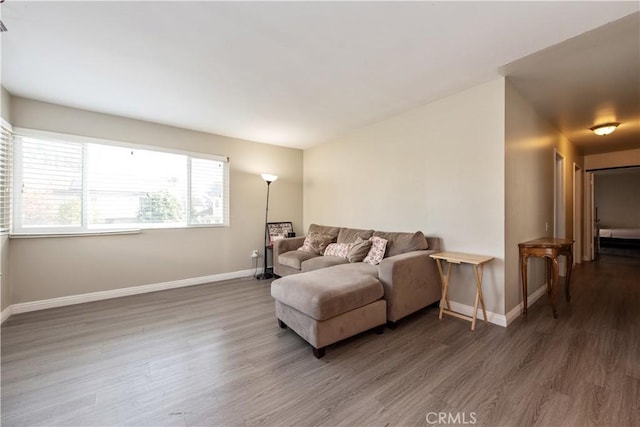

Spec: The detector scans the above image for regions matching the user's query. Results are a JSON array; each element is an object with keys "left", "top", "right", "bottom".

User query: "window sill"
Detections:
[{"left": 9, "top": 229, "right": 142, "bottom": 239}]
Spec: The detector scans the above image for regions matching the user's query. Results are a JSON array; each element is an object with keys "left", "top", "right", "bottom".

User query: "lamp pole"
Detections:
[{"left": 256, "top": 174, "right": 277, "bottom": 280}]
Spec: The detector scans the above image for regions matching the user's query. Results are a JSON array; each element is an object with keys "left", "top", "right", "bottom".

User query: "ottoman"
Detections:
[{"left": 270, "top": 264, "right": 387, "bottom": 358}]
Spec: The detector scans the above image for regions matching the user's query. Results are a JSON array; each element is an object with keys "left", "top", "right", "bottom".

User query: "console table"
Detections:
[
  {"left": 518, "top": 238, "right": 573, "bottom": 318},
  {"left": 430, "top": 251, "right": 494, "bottom": 331}
]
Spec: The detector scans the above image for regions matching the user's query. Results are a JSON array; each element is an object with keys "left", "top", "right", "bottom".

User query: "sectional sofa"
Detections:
[{"left": 270, "top": 224, "right": 442, "bottom": 357}]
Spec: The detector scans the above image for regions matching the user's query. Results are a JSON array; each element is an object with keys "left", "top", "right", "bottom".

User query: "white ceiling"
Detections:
[
  {"left": 503, "top": 12, "right": 640, "bottom": 155},
  {"left": 1, "top": 1, "right": 639, "bottom": 149}
]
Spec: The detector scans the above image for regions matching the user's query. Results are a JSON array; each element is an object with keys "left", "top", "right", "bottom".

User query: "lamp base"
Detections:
[{"left": 255, "top": 272, "right": 274, "bottom": 280}]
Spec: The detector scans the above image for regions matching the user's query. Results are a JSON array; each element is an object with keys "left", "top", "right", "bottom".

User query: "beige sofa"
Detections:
[{"left": 270, "top": 224, "right": 442, "bottom": 357}]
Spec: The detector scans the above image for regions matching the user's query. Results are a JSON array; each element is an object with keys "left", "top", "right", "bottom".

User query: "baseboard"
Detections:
[
  {"left": 504, "top": 284, "right": 548, "bottom": 326},
  {"left": 1, "top": 304, "right": 13, "bottom": 324},
  {"left": 443, "top": 300, "right": 508, "bottom": 327},
  {"left": 2, "top": 268, "right": 258, "bottom": 323}
]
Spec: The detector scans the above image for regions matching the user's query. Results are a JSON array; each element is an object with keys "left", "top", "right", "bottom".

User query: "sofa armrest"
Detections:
[
  {"left": 273, "top": 236, "right": 306, "bottom": 276},
  {"left": 378, "top": 250, "right": 442, "bottom": 322}
]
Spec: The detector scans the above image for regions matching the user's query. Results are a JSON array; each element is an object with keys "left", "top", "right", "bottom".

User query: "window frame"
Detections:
[
  {"left": 0, "top": 118, "right": 13, "bottom": 235},
  {"left": 12, "top": 128, "right": 229, "bottom": 236}
]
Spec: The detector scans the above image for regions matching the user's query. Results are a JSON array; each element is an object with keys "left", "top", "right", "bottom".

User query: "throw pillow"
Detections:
[
  {"left": 324, "top": 242, "right": 353, "bottom": 258},
  {"left": 347, "top": 237, "right": 373, "bottom": 263},
  {"left": 363, "top": 236, "right": 388, "bottom": 265},
  {"left": 297, "top": 232, "right": 334, "bottom": 255}
]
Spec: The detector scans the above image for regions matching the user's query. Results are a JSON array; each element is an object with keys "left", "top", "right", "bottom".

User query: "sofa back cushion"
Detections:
[
  {"left": 308, "top": 224, "right": 340, "bottom": 241},
  {"left": 337, "top": 227, "right": 374, "bottom": 244},
  {"left": 372, "top": 230, "right": 429, "bottom": 257}
]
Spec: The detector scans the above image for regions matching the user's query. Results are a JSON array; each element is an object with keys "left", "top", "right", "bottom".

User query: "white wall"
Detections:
[
  {"left": 304, "top": 78, "right": 506, "bottom": 314},
  {"left": 9, "top": 97, "right": 303, "bottom": 304},
  {"left": 594, "top": 168, "right": 640, "bottom": 228},
  {"left": 504, "top": 81, "right": 582, "bottom": 315},
  {"left": 584, "top": 149, "right": 640, "bottom": 170}
]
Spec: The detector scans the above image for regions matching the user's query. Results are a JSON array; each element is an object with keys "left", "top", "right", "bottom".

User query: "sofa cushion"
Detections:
[
  {"left": 271, "top": 264, "right": 383, "bottom": 321},
  {"left": 297, "top": 232, "right": 334, "bottom": 255},
  {"left": 372, "top": 230, "right": 428, "bottom": 257},
  {"left": 363, "top": 236, "right": 388, "bottom": 265},
  {"left": 308, "top": 224, "right": 341, "bottom": 241},
  {"left": 337, "top": 227, "right": 374, "bottom": 244},
  {"left": 347, "top": 237, "right": 373, "bottom": 263},
  {"left": 301, "top": 255, "right": 349, "bottom": 272},
  {"left": 279, "top": 250, "right": 319, "bottom": 270},
  {"left": 324, "top": 242, "right": 352, "bottom": 258}
]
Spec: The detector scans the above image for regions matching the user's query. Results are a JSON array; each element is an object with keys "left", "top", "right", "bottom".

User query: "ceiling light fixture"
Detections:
[{"left": 590, "top": 122, "right": 620, "bottom": 136}]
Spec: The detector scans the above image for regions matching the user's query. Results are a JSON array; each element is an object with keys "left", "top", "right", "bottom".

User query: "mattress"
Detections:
[{"left": 599, "top": 228, "right": 640, "bottom": 239}]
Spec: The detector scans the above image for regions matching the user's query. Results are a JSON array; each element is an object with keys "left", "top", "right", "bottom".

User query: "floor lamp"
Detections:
[{"left": 256, "top": 173, "right": 278, "bottom": 280}]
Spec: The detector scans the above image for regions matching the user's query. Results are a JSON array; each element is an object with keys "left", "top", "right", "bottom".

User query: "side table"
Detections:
[
  {"left": 430, "top": 251, "right": 494, "bottom": 331},
  {"left": 518, "top": 237, "right": 573, "bottom": 318}
]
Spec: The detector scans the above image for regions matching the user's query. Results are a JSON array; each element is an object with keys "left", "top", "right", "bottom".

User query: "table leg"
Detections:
[
  {"left": 551, "top": 257, "right": 559, "bottom": 318},
  {"left": 436, "top": 259, "right": 452, "bottom": 320},
  {"left": 472, "top": 264, "right": 488, "bottom": 331},
  {"left": 546, "top": 257, "right": 552, "bottom": 295},
  {"left": 520, "top": 254, "right": 528, "bottom": 316},
  {"left": 565, "top": 250, "right": 573, "bottom": 302}
]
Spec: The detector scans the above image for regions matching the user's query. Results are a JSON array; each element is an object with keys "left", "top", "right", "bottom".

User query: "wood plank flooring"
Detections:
[{"left": 2, "top": 254, "right": 639, "bottom": 426}]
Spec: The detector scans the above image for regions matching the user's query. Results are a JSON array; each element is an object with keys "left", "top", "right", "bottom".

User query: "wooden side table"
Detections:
[
  {"left": 430, "top": 251, "right": 494, "bottom": 331},
  {"left": 518, "top": 238, "right": 573, "bottom": 318}
]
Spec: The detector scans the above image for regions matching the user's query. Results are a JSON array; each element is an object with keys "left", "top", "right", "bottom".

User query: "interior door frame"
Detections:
[
  {"left": 572, "top": 163, "right": 582, "bottom": 265},
  {"left": 554, "top": 150, "right": 566, "bottom": 274}
]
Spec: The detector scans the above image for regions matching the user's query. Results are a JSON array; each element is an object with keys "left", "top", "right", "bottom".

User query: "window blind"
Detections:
[{"left": 0, "top": 123, "right": 12, "bottom": 233}]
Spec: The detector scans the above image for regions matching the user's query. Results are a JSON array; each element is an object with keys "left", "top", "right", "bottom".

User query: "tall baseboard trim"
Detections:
[
  {"left": 505, "top": 284, "right": 548, "bottom": 326},
  {"left": 443, "top": 301, "right": 508, "bottom": 328},
  {"left": 1, "top": 268, "right": 258, "bottom": 323},
  {"left": 1, "top": 305, "right": 13, "bottom": 324}
]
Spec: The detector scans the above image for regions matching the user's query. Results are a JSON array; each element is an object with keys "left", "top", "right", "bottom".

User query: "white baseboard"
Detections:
[
  {"left": 441, "top": 283, "right": 549, "bottom": 329},
  {"left": 1, "top": 304, "right": 13, "bottom": 324},
  {"left": 443, "top": 300, "right": 508, "bottom": 327},
  {"left": 504, "top": 284, "right": 548, "bottom": 326},
  {"left": 1, "top": 268, "right": 258, "bottom": 324}
]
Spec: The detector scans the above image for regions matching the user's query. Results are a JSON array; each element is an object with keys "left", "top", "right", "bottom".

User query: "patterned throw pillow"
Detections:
[
  {"left": 324, "top": 242, "right": 353, "bottom": 258},
  {"left": 297, "top": 232, "right": 334, "bottom": 255},
  {"left": 347, "top": 237, "right": 373, "bottom": 263},
  {"left": 363, "top": 236, "right": 388, "bottom": 265}
]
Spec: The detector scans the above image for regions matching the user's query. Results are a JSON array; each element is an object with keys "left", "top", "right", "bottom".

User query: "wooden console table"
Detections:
[
  {"left": 430, "top": 252, "right": 494, "bottom": 331},
  {"left": 518, "top": 238, "right": 573, "bottom": 318}
]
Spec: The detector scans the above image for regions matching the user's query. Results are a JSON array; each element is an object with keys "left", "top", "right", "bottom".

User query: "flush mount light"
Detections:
[{"left": 590, "top": 122, "right": 620, "bottom": 136}]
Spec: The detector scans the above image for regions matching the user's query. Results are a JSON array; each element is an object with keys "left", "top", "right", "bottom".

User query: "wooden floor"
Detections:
[{"left": 2, "top": 255, "right": 639, "bottom": 427}]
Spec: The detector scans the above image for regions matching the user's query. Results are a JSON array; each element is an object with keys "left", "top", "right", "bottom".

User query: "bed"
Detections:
[{"left": 599, "top": 227, "right": 640, "bottom": 249}]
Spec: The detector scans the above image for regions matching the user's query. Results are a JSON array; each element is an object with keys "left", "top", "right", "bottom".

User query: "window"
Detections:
[
  {"left": 13, "top": 129, "right": 229, "bottom": 234},
  {"left": 0, "top": 121, "right": 12, "bottom": 233}
]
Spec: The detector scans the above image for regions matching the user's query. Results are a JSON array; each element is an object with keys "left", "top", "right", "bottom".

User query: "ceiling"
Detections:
[
  {"left": 1, "top": 2, "right": 639, "bottom": 150},
  {"left": 503, "top": 12, "right": 640, "bottom": 155}
]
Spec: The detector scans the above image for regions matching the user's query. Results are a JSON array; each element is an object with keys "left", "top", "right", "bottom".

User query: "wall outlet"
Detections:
[
  {"left": 251, "top": 249, "right": 259, "bottom": 258},
  {"left": 545, "top": 222, "right": 549, "bottom": 232}
]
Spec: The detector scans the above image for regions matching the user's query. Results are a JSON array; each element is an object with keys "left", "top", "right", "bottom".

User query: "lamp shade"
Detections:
[{"left": 261, "top": 173, "right": 278, "bottom": 183}]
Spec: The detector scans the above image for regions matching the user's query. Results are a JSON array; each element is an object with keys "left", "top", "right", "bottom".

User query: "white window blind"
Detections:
[
  {"left": 13, "top": 130, "right": 229, "bottom": 234},
  {"left": 0, "top": 123, "right": 12, "bottom": 233}
]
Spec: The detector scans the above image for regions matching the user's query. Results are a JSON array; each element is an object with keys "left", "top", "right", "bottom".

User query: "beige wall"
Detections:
[
  {"left": 584, "top": 149, "right": 640, "bottom": 170},
  {"left": 504, "top": 81, "right": 583, "bottom": 315},
  {"left": 1, "top": 86, "right": 11, "bottom": 123},
  {"left": 594, "top": 168, "right": 640, "bottom": 228},
  {"left": 304, "top": 78, "right": 506, "bottom": 314},
  {"left": 9, "top": 97, "right": 303, "bottom": 304}
]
